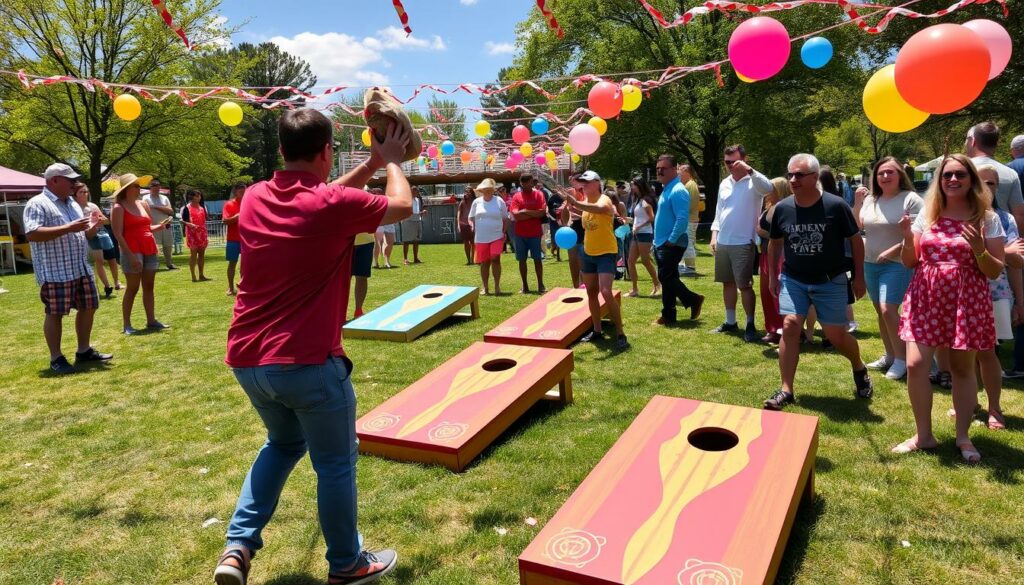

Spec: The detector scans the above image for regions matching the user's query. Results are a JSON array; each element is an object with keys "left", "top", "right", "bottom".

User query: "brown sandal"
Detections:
[{"left": 214, "top": 545, "right": 251, "bottom": 585}]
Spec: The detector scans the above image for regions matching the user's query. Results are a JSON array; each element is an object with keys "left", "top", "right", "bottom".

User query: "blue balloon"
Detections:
[
  {"left": 531, "top": 118, "right": 549, "bottom": 135},
  {"left": 614, "top": 225, "right": 630, "bottom": 240},
  {"left": 440, "top": 140, "right": 456, "bottom": 156},
  {"left": 555, "top": 226, "right": 578, "bottom": 249},
  {"left": 801, "top": 37, "right": 833, "bottom": 69}
]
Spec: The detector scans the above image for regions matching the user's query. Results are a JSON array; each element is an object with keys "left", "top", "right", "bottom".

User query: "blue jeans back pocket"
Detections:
[{"left": 265, "top": 363, "right": 328, "bottom": 410}]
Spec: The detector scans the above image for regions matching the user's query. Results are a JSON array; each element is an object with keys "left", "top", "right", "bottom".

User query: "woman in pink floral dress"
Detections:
[
  {"left": 894, "top": 154, "right": 1005, "bottom": 463},
  {"left": 182, "top": 189, "right": 210, "bottom": 282}
]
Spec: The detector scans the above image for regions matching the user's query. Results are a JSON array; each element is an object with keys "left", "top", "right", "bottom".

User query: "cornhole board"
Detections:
[
  {"left": 483, "top": 287, "right": 621, "bottom": 348},
  {"left": 357, "top": 341, "right": 574, "bottom": 471},
  {"left": 519, "top": 396, "right": 819, "bottom": 585},
  {"left": 343, "top": 284, "right": 479, "bottom": 342}
]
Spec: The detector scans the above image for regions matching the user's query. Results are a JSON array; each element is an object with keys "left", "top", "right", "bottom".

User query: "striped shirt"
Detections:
[{"left": 23, "top": 189, "right": 93, "bottom": 285}]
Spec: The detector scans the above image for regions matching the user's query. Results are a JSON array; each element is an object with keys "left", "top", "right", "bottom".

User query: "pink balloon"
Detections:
[
  {"left": 512, "top": 125, "right": 530, "bottom": 144},
  {"left": 588, "top": 81, "right": 623, "bottom": 119},
  {"left": 963, "top": 19, "right": 1012, "bottom": 80},
  {"left": 728, "top": 17, "right": 791, "bottom": 81},
  {"left": 534, "top": 154, "right": 546, "bottom": 166},
  {"left": 568, "top": 123, "right": 601, "bottom": 156},
  {"left": 504, "top": 158, "right": 517, "bottom": 170},
  {"left": 509, "top": 151, "right": 524, "bottom": 163},
  {"left": 426, "top": 145, "right": 438, "bottom": 158}
]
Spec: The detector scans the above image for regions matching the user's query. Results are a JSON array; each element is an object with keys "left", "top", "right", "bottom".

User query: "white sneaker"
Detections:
[
  {"left": 848, "top": 321, "right": 859, "bottom": 333},
  {"left": 866, "top": 355, "right": 893, "bottom": 370},
  {"left": 885, "top": 360, "right": 907, "bottom": 380}
]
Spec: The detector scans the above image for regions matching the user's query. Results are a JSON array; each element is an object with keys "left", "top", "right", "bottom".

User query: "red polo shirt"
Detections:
[
  {"left": 509, "top": 187, "right": 546, "bottom": 238},
  {"left": 226, "top": 171, "right": 387, "bottom": 367}
]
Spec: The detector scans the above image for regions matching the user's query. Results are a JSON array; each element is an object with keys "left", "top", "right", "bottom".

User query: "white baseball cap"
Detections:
[
  {"left": 43, "top": 163, "right": 81, "bottom": 180},
  {"left": 1011, "top": 135, "right": 1024, "bottom": 151},
  {"left": 578, "top": 170, "right": 602, "bottom": 182}
]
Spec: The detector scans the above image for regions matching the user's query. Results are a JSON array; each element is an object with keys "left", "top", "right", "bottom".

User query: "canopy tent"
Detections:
[
  {"left": 0, "top": 165, "right": 44, "bottom": 274},
  {"left": 915, "top": 157, "right": 944, "bottom": 173},
  {"left": 0, "top": 164, "right": 45, "bottom": 199}
]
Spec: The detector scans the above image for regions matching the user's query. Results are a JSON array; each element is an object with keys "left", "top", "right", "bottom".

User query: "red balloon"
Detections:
[
  {"left": 894, "top": 24, "right": 990, "bottom": 115},
  {"left": 588, "top": 81, "right": 623, "bottom": 119},
  {"left": 512, "top": 124, "right": 530, "bottom": 144}
]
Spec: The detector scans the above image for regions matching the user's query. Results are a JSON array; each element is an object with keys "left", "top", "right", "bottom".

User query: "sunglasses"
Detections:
[
  {"left": 655, "top": 167, "right": 672, "bottom": 174},
  {"left": 724, "top": 160, "right": 739, "bottom": 166},
  {"left": 877, "top": 170, "right": 898, "bottom": 177},
  {"left": 942, "top": 171, "right": 969, "bottom": 181},
  {"left": 786, "top": 171, "right": 815, "bottom": 180}
]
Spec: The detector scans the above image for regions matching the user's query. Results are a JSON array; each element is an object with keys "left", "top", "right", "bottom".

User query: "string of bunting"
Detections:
[{"left": 636, "top": 0, "right": 1007, "bottom": 35}]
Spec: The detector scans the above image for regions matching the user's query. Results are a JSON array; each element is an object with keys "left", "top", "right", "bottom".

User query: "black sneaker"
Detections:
[
  {"left": 103, "top": 286, "right": 113, "bottom": 299},
  {"left": 146, "top": 320, "right": 171, "bottom": 330},
  {"left": 711, "top": 322, "right": 739, "bottom": 334},
  {"left": 854, "top": 368, "right": 873, "bottom": 399},
  {"left": 615, "top": 334, "right": 630, "bottom": 350},
  {"left": 580, "top": 329, "right": 605, "bottom": 343},
  {"left": 75, "top": 347, "right": 113, "bottom": 363},
  {"left": 821, "top": 338, "right": 834, "bottom": 350},
  {"left": 763, "top": 389, "right": 795, "bottom": 410},
  {"left": 328, "top": 549, "right": 398, "bottom": 585},
  {"left": 743, "top": 323, "right": 759, "bottom": 343},
  {"left": 50, "top": 355, "right": 75, "bottom": 375}
]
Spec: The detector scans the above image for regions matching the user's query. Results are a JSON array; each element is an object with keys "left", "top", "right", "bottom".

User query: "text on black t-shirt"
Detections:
[{"left": 768, "top": 192, "right": 858, "bottom": 283}]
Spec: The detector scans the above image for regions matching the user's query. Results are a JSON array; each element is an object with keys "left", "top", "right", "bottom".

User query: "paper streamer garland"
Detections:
[
  {"left": 537, "top": 0, "right": 564, "bottom": 38},
  {"left": 637, "top": 0, "right": 1007, "bottom": 35},
  {"left": 151, "top": 0, "right": 191, "bottom": 49},
  {"left": 392, "top": 0, "right": 413, "bottom": 35}
]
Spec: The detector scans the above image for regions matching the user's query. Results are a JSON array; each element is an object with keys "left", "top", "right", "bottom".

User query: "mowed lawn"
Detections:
[{"left": 2, "top": 243, "right": 1024, "bottom": 585}]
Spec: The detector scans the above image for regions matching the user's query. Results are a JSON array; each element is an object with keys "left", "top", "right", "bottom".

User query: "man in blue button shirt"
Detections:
[{"left": 652, "top": 154, "right": 704, "bottom": 325}]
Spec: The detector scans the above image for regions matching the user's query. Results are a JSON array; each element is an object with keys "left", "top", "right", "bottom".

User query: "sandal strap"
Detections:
[{"left": 218, "top": 546, "right": 251, "bottom": 573}]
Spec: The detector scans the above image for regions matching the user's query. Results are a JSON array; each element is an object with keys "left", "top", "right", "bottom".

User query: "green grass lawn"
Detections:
[{"left": 2, "top": 244, "right": 1023, "bottom": 585}]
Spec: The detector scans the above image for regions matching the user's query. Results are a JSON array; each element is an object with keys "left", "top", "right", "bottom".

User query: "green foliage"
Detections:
[{"left": 426, "top": 97, "right": 467, "bottom": 144}]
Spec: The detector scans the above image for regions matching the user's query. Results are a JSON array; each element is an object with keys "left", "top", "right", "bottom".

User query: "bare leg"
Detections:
[
  {"left": 141, "top": 269, "right": 157, "bottom": 324},
  {"left": 639, "top": 243, "right": 660, "bottom": 293},
  {"left": 383, "top": 233, "right": 394, "bottom": 267},
  {"left": 463, "top": 238, "right": 474, "bottom": 264},
  {"left": 568, "top": 248, "right": 581, "bottom": 288},
  {"left": 413, "top": 242, "right": 421, "bottom": 262},
  {"left": 518, "top": 260, "right": 529, "bottom": 292},
  {"left": 91, "top": 251, "right": 110, "bottom": 288},
  {"left": 599, "top": 272, "right": 624, "bottom": 335},
  {"left": 533, "top": 258, "right": 544, "bottom": 291},
  {"left": 723, "top": 281, "right": 738, "bottom": 314},
  {"left": 189, "top": 249, "right": 198, "bottom": 281},
  {"left": 107, "top": 258, "right": 121, "bottom": 289},
  {"left": 873, "top": 302, "right": 894, "bottom": 358},
  {"left": 123, "top": 272, "right": 142, "bottom": 329},
  {"left": 821, "top": 324, "right": 865, "bottom": 370},
  {"left": 627, "top": 241, "right": 640, "bottom": 295},
  {"left": 740, "top": 285, "right": 757, "bottom": 324},
  {"left": 880, "top": 303, "right": 905, "bottom": 361},
  {"left": 778, "top": 314, "right": 806, "bottom": 394},
  {"left": 479, "top": 259, "right": 492, "bottom": 294},
  {"left": 75, "top": 308, "right": 95, "bottom": 353},
  {"left": 805, "top": 306, "right": 817, "bottom": 341},
  {"left": 198, "top": 249, "right": 207, "bottom": 279},
  {"left": 977, "top": 349, "right": 1003, "bottom": 415},
  {"left": 901, "top": 342, "right": 939, "bottom": 448},
  {"left": 403, "top": 241, "right": 411, "bottom": 262},
  {"left": 373, "top": 234, "right": 382, "bottom": 268},
  {"left": 492, "top": 255, "right": 502, "bottom": 294},
  {"left": 227, "top": 260, "right": 238, "bottom": 293},
  {"left": 43, "top": 313, "right": 64, "bottom": 360},
  {"left": 949, "top": 349, "right": 980, "bottom": 455},
  {"left": 354, "top": 276, "right": 368, "bottom": 313},
  {"left": 583, "top": 272, "right": 601, "bottom": 331}
]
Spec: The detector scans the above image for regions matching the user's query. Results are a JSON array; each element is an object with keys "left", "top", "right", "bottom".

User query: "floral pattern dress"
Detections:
[
  {"left": 899, "top": 215, "right": 1003, "bottom": 351},
  {"left": 184, "top": 204, "right": 208, "bottom": 250}
]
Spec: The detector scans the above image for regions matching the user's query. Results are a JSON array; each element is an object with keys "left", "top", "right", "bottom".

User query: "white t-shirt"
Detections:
[
  {"left": 410, "top": 197, "right": 422, "bottom": 221},
  {"left": 469, "top": 196, "right": 507, "bottom": 244},
  {"left": 712, "top": 171, "right": 773, "bottom": 245},
  {"left": 632, "top": 201, "right": 653, "bottom": 234},
  {"left": 860, "top": 190, "right": 924, "bottom": 263},
  {"left": 144, "top": 192, "right": 171, "bottom": 223},
  {"left": 912, "top": 211, "right": 1004, "bottom": 238}
]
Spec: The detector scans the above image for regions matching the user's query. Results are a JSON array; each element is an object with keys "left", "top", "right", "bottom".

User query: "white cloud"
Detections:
[
  {"left": 484, "top": 41, "right": 516, "bottom": 56},
  {"left": 268, "top": 28, "right": 446, "bottom": 87},
  {"left": 460, "top": 0, "right": 479, "bottom": 4}
]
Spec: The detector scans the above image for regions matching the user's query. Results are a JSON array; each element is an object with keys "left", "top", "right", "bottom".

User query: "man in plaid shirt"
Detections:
[{"left": 24, "top": 163, "right": 113, "bottom": 374}]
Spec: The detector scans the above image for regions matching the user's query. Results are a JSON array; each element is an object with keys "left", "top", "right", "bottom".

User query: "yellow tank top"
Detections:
[{"left": 582, "top": 209, "right": 617, "bottom": 256}]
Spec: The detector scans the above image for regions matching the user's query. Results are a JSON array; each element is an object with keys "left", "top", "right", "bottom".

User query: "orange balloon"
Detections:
[{"left": 894, "top": 24, "right": 990, "bottom": 114}]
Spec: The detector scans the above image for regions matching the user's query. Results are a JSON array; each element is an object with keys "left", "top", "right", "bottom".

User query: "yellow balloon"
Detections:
[
  {"left": 862, "top": 65, "right": 929, "bottom": 133},
  {"left": 563, "top": 143, "right": 573, "bottom": 154},
  {"left": 622, "top": 85, "right": 642, "bottom": 112},
  {"left": 736, "top": 71, "right": 756, "bottom": 83},
  {"left": 588, "top": 116, "right": 608, "bottom": 136},
  {"left": 361, "top": 128, "right": 372, "bottom": 147},
  {"left": 475, "top": 120, "right": 491, "bottom": 136},
  {"left": 113, "top": 94, "right": 141, "bottom": 121},
  {"left": 571, "top": 153, "right": 581, "bottom": 164},
  {"left": 547, "top": 159, "right": 558, "bottom": 170},
  {"left": 520, "top": 142, "right": 533, "bottom": 157},
  {"left": 219, "top": 102, "right": 244, "bottom": 127},
  {"left": 544, "top": 149, "right": 557, "bottom": 161}
]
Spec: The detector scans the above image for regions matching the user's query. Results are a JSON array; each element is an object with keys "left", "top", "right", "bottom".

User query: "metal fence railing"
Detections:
[{"left": 172, "top": 219, "right": 227, "bottom": 254}]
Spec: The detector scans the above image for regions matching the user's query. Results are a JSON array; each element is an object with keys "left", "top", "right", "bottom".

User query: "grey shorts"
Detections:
[
  {"left": 152, "top": 228, "right": 173, "bottom": 249},
  {"left": 714, "top": 242, "right": 756, "bottom": 287},
  {"left": 121, "top": 251, "right": 160, "bottom": 274}
]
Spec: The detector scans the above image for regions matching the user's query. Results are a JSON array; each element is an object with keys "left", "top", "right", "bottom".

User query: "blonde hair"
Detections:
[
  {"left": 766, "top": 177, "right": 792, "bottom": 208},
  {"left": 920, "top": 154, "right": 991, "bottom": 229}
]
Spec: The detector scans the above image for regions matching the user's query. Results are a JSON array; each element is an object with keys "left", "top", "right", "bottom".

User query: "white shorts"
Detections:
[
  {"left": 376, "top": 224, "right": 396, "bottom": 235},
  {"left": 993, "top": 298, "right": 1013, "bottom": 341}
]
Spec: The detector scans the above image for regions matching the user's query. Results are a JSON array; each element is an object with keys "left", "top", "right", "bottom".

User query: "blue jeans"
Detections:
[
  {"left": 227, "top": 356, "right": 362, "bottom": 573},
  {"left": 863, "top": 261, "right": 912, "bottom": 305}
]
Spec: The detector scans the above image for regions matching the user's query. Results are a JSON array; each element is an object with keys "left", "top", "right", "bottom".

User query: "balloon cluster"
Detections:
[{"left": 862, "top": 20, "right": 1010, "bottom": 133}]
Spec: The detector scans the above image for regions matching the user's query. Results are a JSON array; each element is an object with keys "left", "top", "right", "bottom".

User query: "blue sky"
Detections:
[{"left": 217, "top": 0, "right": 528, "bottom": 118}]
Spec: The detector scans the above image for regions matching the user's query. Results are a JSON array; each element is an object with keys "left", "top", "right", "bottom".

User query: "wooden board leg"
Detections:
[
  {"left": 558, "top": 374, "right": 573, "bottom": 404},
  {"left": 802, "top": 468, "right": 815, "bottom": 504},
  {"left": 470, "top": 299, "right": 480, "bottom": 319}
]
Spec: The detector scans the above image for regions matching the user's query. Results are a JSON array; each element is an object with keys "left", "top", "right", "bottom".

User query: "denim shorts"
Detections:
[
  {"left": 633, "top": 232, "right": 653, "bottom": 244},
  {"left": 863, "top": 261, "right": 912, "bottom": 305},
  {"left": 513, "top": 235, "right": 543, "bottom": 261},
  {"left": 778, "top": 272, "right": 849, "bottom": 326},
  {"left": 580, "top": 251, "right": 618, "bottom": 274},
  {"left": 225, "top": 241, "right": 242, "bottom": 262}
]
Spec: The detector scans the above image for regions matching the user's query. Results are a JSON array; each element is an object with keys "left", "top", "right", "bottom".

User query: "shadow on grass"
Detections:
[
  {"left": 264, "top": 573, "right": 321, "bottom": 585},
  {"left": 464, "top": 399, "right": 567, "bottom": 472},
  {"left": 934, "top": 435, "right": 1024, "bottom": 484},
  {"left": 775, "top": 494, "right": 828, "bottom": 584},
  {"left": 409, "top": 313, "right": 479, "bottom": 340},
  {"left": 37, "top": 360, "right": 114, "bottom": 378},
  {"left": 796, "top": 395, "right": 885, "bottom": 424}
]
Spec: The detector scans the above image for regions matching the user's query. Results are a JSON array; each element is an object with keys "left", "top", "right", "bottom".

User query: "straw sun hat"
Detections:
[{"left": 111, "top": 173, "right": 153, "bottom": 199}]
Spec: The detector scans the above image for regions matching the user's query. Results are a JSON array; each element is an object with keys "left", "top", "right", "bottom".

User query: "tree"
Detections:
[
  {"left": 426, "top": 97, "right": 467, "bottom": 143},
  {"left": 0, "top": 0, "right": 230, "bottom": 202}
]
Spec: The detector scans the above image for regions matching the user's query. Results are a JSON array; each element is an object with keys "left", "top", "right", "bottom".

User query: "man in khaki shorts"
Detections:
[
  {"left": 143, "top": 178, "right": 176, "bottom": 270},
  {"left": 710, "top": 145, "right": 773, "bottom": 342}
]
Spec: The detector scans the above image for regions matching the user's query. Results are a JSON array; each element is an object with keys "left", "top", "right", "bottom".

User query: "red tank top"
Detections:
[{"left": 119, "top": 204, "right": 158, "bottom": 255}]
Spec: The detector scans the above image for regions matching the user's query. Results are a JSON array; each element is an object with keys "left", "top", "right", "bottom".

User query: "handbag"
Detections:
[{"left": 95, "top": 229, "right": 114, "bottom": 251}]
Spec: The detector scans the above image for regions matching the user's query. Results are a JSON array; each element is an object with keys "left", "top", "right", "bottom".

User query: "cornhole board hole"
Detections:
[
  {"left": 519, "top": 396, "right": 819, "bottom": 585},
  {"left": 343, "top": 285, "right": 479, "bottom": 342},
  {"left": 483, "top": 287, "right": 621, "bottom": 348},
  {"left": 357, "top": 341, "right": 574, "bottom": 472}
]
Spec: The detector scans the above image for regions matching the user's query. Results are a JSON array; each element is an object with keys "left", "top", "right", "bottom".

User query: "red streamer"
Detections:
[
  {"left": 393, "top": 0, "right": 413, "bottom": 35},
  {"left": 537, "top": 0, "right": 564, "bottom": 38},
  {"left": 151, "top": 0, "right": 191, "bottom": 49},
  {"left": 637, "top": 0, "right": 1007, "bottom": 35}
]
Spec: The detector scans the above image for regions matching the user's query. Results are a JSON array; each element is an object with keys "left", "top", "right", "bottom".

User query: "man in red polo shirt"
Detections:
[
  {"left": 509, "top": 171, "right": 547, "bottom": 293},
  {"left": 216, "top": 109, "right": 411, "bottom": 585},
  {"left": 221, "top": 181, "right": 245, "bottom": 296}
]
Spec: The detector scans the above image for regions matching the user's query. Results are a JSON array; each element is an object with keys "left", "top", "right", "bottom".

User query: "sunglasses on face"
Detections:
[
  {"left": 655, "top": 167, "right": 672, "bottom": 174},
  {"left": 786, "top": 171, "right": 815, "bottom": 180},
  {"left": 877, "top": 170, "right": 898, "bottom": 177},
  {"left": 942, "top": 171, "right": 969, "bottom": 181},
  {"left": 724, "top": 160, "right": 739, "bottom": 166}
]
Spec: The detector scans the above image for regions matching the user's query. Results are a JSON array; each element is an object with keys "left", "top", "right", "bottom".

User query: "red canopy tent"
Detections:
[
  {"left": 0, "top": 165, "right": 45, "bottom": 274},
  {"left": 0, "top": 164, "right": 45, "bottom": 199}
]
